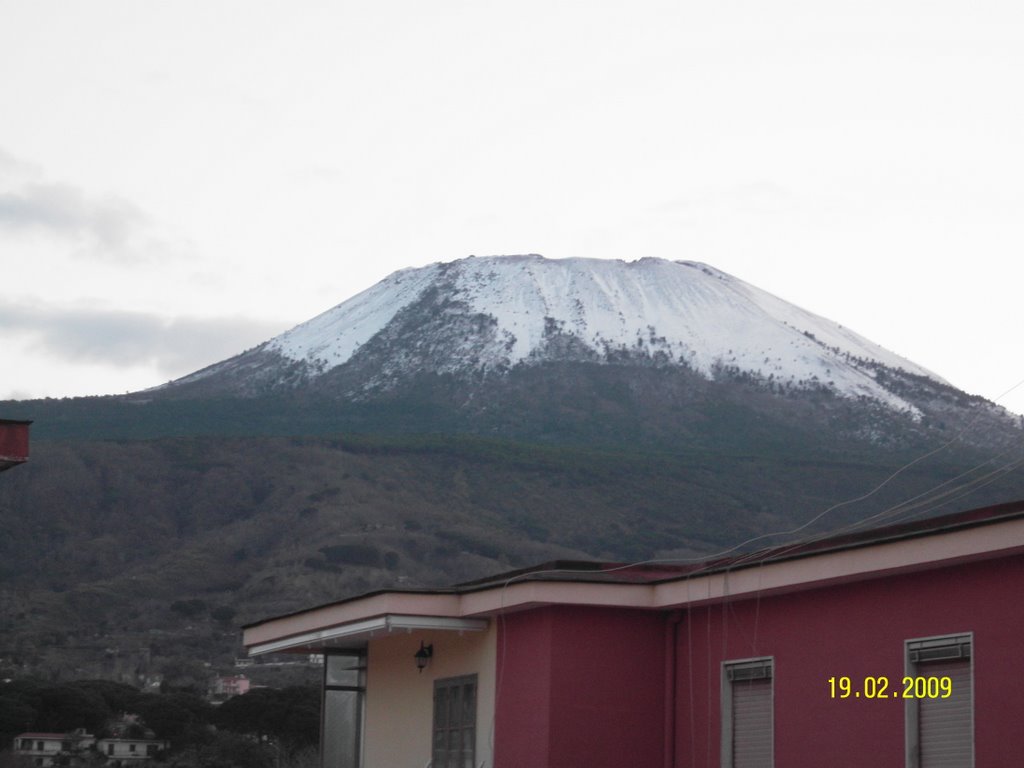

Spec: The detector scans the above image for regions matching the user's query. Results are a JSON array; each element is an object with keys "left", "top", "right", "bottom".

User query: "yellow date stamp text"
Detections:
[{"left": 828, "top": 676, "right": 952, "bottom": 699}]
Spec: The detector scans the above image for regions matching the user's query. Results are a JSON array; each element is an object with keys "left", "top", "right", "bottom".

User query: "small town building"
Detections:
[
  {"left": 0, "top": 418, "right": 30, "bottom": 472},
  {"left": 95, "top": 736, "right": 169, "bottom": 764},
  {"left": 244, "top": 499, "right": 1024, "bottom": 767},
  {"left": 11, "top": 730, "right": 95, "bottom": 766}
]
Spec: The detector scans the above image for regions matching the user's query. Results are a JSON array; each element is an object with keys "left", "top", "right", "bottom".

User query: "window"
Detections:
[
  {"left": 322, "top": 650, "right": 366, "bottom": 768},
  {"left": 722, "top": 658, "right": 773, "bottom": 768},
  {"left": 432, "top": 674, "right": 477, "bottom": 768},
  {"left": 905, "top": 633, "right": 973, "bottom": 768}
]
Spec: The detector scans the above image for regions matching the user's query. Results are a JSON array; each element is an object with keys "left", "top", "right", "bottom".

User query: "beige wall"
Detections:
[{"left": 363, "top": 623, "right": 495, "bottom": 768}]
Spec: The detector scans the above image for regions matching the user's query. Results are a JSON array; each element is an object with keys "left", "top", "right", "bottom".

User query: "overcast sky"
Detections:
[{"left": 2, "top": 1, "right": 1023, "bottom": 414}]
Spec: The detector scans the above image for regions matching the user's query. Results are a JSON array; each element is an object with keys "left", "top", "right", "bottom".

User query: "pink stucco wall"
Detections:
[
  {"left": 675, "top": 554, "right": 1024, "bottom": 767},
  {"left": 493, "top": 553, "right": 1024, "bottom": 767},
  {"left": 494, "top": 605, "right": 666, "bottom": 768}
]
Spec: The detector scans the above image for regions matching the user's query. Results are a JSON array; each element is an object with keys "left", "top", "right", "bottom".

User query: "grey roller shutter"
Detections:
[
  {"left": 919, "top": 659, "right": 972, "bottom": 768},
  {"left": 732, "top": 677, "right": 773, "bottom": 768}
]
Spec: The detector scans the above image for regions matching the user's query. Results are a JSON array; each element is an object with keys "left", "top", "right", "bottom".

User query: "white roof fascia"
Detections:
[{"left": 248, "top": 614, "right": 489, "bottom": 655}]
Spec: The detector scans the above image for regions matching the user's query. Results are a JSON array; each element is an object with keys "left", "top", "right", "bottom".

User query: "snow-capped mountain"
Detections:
[{"left": 167, "top": 255, "right": 944, "bottom": 415}]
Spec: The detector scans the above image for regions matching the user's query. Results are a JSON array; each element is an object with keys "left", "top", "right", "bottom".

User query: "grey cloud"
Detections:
[
  {"left": 0, "top": 300, "right": 287, "bottom": 379},
  {"left": 0, "top": 147, "right": 175, "bottom": 264},
  {"left": 0, "top": 181, "right": 151, "bottom": 259},
  {"left": 0, "top": 147, "right": 41, "bottom": 178}
]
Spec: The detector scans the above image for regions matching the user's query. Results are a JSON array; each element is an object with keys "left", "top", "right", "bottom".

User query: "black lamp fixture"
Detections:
[{"left": 414, "top": 641, "right": 433, "bottom": 673}]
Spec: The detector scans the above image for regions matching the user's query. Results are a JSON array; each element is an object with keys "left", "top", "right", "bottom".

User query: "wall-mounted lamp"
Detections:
[{"left": 414, "top": 641, "right": 433, "bottom": 673}]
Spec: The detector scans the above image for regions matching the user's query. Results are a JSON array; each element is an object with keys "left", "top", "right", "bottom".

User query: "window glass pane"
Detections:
[
  {"left": 322, "top": 688, "right": 362, "bottom": 768},
  {"left": 454, "top": 688, "right": 466, "bottom": 729},
  {"left": 326, "top": 653, "right": 364, "bottom": 687},
  {"left": 463, "top": 684, "right": 475, "bottom": 722},
  {"left": 434, "top": 687, "right": 447, "bottom": 729},
  {"left": 463, "top": 726, "right": 475, "bottom": 763},
  {"left": 433, "top": 730, "right": 447, "bottom": 761},
  {"left": 433, "top": 676, "right": 477, "bottom": 768}
]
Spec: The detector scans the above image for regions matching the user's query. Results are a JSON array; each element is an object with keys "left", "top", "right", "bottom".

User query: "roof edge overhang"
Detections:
[
  {"left": 652, "top": 513, "right": 1024, "bottom": 609},
  {"left": 247, "top": 613, "right": 489, "bottom": 655}
]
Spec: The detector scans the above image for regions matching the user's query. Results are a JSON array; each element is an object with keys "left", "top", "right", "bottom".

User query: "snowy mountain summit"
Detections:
[{"left": 170, "top": 255, "right": 945, "bottom": 415}]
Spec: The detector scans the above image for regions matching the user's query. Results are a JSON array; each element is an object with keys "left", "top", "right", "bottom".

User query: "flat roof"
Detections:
[
  {"left": 247, "top": 499, "right": 1024, "bottom": 626},
  {"left": 243, "top": 499, "right": 1024, "bottom": 654}
]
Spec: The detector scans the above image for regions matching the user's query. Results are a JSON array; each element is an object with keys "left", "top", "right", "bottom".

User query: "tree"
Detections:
[
  {"left": 210, "top": 606, "right": 236, "bottom": 624},
  {"left": 34, "top": 685, "right": 109, "bottom": 733},
  {"left": 133, "top": 692, "right": 213, "bottom": 747},
  {"left": 0, "top": 751, "right": 36, "bottom": 767},
  {"left": 214, "top": 689, "right": 279, "bottom": 742},
  {"left": 214, "top": 686, "right": 319, "bottom": 751},
  {"left": 0, "top": 695, "right": 37, "bottom": 745},
  {"left": 165, "top": 732, "right": 275, "bottom": 768},
  {"left": 71, "top": 679, "right": 140, "bottom": 715}
]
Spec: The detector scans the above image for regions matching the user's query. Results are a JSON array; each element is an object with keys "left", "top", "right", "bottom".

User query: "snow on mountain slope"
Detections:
[
  {"left": 268, "top": 261, "right": 445, "bottom": 372},
  {"left": 236, "top": 254, "right": 940, "bottom": 413}
]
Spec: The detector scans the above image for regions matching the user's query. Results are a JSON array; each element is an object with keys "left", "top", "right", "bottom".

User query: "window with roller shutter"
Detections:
[
  {"left": 722, "top": 658, "right": 773, "bottom": 768},
  {"left": 905, "top": 634, "right": 973, "bottom": 768}
]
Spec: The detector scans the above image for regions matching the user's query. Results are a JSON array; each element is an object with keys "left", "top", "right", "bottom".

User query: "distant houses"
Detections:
[
  {"left": 11, "top": 729, "right": 168, "bottom": 766},
  {"left": 7, "top": 673, "right": 263, "bottom": 765},
  {"left": 244, "top": 498, "right": 1024, "bottom": 767}
]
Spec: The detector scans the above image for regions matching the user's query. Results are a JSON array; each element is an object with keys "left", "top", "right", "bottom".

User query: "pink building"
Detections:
[
  {"left": 244, "top": 499, "right": 1024, "bottom": 767},
  {"left": 209, "top": 674, "right": 251, "bottom": 702}
]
